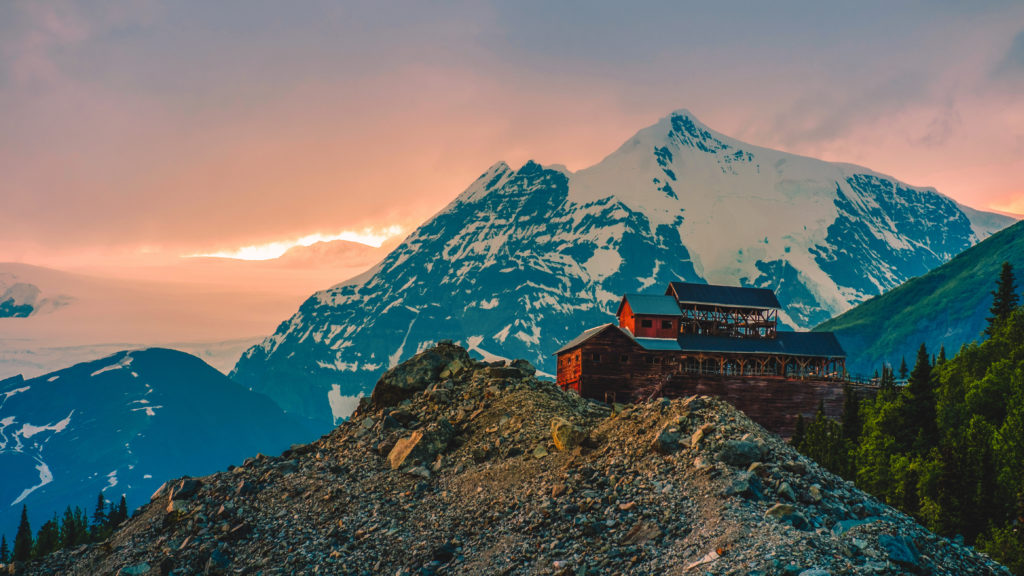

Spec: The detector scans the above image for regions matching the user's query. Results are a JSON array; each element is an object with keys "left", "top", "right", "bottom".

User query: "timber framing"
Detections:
[{"left": 554, "top": 281, "right": 851, "bottom": 436}]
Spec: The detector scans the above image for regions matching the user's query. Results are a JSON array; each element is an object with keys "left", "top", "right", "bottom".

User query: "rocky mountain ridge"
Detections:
[
  {"left": 0, "top": 348, "right": 310, "bottom": 538},
  {"left": 22, "top": 343, "right": 1011, "bottom": 575},
  {"left": 231, "top": 110, "right": 1015, "bottom": 430}
]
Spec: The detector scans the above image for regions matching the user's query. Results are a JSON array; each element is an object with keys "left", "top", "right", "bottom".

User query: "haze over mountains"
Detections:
[
  {"left": 232, "top": 110, "right": 1015, "bottom": 431},
  {"left": 0, "top": 241, "right": 385, "bottom": 380}
]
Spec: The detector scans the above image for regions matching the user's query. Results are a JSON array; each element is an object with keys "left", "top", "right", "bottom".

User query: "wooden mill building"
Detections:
[{"left": 555, "top": 281, "right": 847, "bottom": 435}]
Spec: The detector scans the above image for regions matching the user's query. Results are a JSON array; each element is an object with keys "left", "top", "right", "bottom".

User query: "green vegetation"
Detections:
[
  {"left": 797, "top": 263, "right": 1024, "bottom": 574},
  {"left": 0, "top": 493, "right": 129, "bottom": 565},
  {"left": 815, "top": 220, "right": 1024, "bottom": 376}
]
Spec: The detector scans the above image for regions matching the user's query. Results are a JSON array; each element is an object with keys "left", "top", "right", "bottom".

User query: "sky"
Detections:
[{"left": 2, "top": 0, "right": 1023, "bottom": 269}]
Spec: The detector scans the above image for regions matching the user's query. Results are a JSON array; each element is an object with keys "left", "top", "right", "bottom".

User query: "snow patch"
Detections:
[
  {"left": 11, "top": 458, "right": 53, "bottom": 505},
  {"left": 479, "top": 298, "right": 499, "bottom": 310},
  {"left": 104, "top": 470, "right": 118, "bottom": 491},
  {"left": 327, "top": 386, "right": 364, "bottom": 424},
  {"left": 90, "top": 354, "right": 134, "bottom": 378},
  {"left": 19, "top": 410, "right": 73, "bottom": 438},
  {"left": 2, "top": 385, "right": 30, "bottom": 400}
]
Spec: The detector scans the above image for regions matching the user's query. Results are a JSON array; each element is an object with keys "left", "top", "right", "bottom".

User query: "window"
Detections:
[
  {"left": 620, "top": 354, "right": 630, "bottom": 363},
  {"left": 640, "top": 319, "right": 653, "bottom": 328},
  {"left": 592, "top": 352, "right": 602, "bottom": 363},
  {"left": 654, "top": 357, "right": 662, "bottom": 364},
  {"left": 661, "top": 320, "right": 673, "bottom": 329}
]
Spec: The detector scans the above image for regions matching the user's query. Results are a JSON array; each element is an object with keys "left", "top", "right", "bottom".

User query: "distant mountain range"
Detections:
[
  {"left": 0, "top": 272, "right": 72, "bottom": 318},
  {"left": 816, "top": 219, "right": 1024, "bottom": 376},
  {"left": 0, "top": 348, "right": 309, "bottom": 538},
  {"left": 0, "top": 257, "right": 375, "bottom": 380},
  {"left": 232, "top": 110, "right": 1015, "bottom": 431}
]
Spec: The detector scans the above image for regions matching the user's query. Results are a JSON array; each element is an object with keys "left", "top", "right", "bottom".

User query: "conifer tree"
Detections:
[
  {"left": 905, "top": 343, "right": 938, "bottom": 451},
  {"left": 879, "top": 365, "right": 897, "bottom": 397},
  {"left": 91, "top": 493, "right": 106, "bottom": 529},
  {"left": 986, "top": 262, "right": 1019, "bottom": 335},
  {"left": 841, "top": 384, "right": 861, "bottom": 443},
  {"left": 33, "top": 515, "right": 59, "bottom": 558},
  {"left": 791, "top": 414, "right": 806, "bottom": 447},
  {"left": 0, "top": 534, "right": 8, "bottom": 564},
  {"left": 117, "top": 495, "right": 128, "bottom": 525},
  {"left": 899, "top": 357, "right": 908, "bottom": 381},
  {"left": 12, "top": 506, "right": 32, "bottom": 562},
  {"left": 59, "top": 507, "right": 77, "bottom": 549}
]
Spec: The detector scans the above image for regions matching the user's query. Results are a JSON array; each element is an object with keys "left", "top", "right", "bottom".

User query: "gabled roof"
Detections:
[
  {"left": 554, "top": 324, "right": 622, "bottom": 355},
  {"left": 666, "top": 281, "right": 781, "bottom": 310},
  {"left": 616, "top": 293, "right": 683, "bottom": 317}
]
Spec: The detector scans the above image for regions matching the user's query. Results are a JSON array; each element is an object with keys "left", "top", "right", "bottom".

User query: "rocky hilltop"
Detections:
[{"left": 24, "top": 344, "right": 1010, "bottom": 575}]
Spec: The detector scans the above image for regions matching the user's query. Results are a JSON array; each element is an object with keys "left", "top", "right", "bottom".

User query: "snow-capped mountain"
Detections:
[
  {"left": 0, "top": 348, "right": 309, "bottom": 538},
  {"left": 231, "top": 110, "right": 1015, "bottom": 430},
  {"left": 0, "top": 271, "right": 72, "bottom": 318}
]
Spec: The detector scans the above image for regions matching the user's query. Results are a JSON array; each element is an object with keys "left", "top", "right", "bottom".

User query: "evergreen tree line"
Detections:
[
  {"left": 0, "top": 493, "right": 128, "bottom": 565},
  {"left": 793, "top": 262, "right": 1024, "bottom": 573}
]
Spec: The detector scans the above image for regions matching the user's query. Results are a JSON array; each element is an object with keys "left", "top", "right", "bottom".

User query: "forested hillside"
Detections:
[{"left": 797, "top": 265, "right": 1024, "bottom": 573}]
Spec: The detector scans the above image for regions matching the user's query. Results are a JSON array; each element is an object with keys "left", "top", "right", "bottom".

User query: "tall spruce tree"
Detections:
[
  {"left": 91, "top": 493, "right": 106, "bottom": 529},
  {"left": 905, "top": 343, "right": 938, "bottom": 451},
  {"left": 0, "top": 534, "right": 8, "bottom": 563},
  {"left": 33, "top": 515, "right": 59, "bottom": 558},
  {"left": 986, "top": 262, "right": 1019, "bottom": 335},
  {"left": 842, "top": 384, "right": 861, "bottom": 443},
  {"left": 116, "top": 495, "right": 128, "bottom": 525},
  {"left": 12, "top": 506, "right": 32, "bottom": 562},
  {"left": 899, "top": 357, "right": 908, "bottom": 381}
]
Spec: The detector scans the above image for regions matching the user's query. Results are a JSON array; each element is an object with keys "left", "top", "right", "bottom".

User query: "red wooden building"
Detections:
[{"left": 555, "top": 281, "right": 848, "bottom": 435}]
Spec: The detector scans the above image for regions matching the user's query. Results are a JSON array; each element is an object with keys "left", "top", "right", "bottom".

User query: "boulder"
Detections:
[
  {"left": 722, "top": 471, "right": 764, "bottom": 500},
  {"left": 718, "top": 440, "right": 762, "bottom": 468},
  {"left": 371, "top": 343, "right": 473, "bottom": 408},
  {"left": 387, "top": 419, "right": 455, "bottom": 469},
  {"left": 878, "top": 534, "right": 920, "bottom": 569},
  {"left": 551, "top": 418, "right": 584, "bottom": 451},
  {"left": 765, "top": 503, "right": 808, "bottom": 530},
  {"left": 510, "top": 359, "right": 536, "bottom": 376},
  {"left": 167, "top": 478, "right": 202, "bottom": 501}
]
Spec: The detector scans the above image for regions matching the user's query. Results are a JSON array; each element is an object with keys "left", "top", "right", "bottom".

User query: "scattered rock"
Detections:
[
  {"left": 651, "top": 423, "right": 681, "bottom": 454},
  {"left": 620, "top": 521, "right": 662, "bottom": 546},
  {"left": 117, "top": 563, "right": 151, "bottom": 575},
  {"left": 691, "top": 423, "right": 714, "bottom": 448}
]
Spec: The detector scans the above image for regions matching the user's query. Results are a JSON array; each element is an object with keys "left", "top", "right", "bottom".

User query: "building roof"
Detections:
[
  {"left": 553, "top": 324, "right": 619, "bottom": 355},
  {"left": 666, "top": 331, "right": 845, "bottom": 358},
  {"left": 666, "top": 281, "right": 781, "bottom": 309},
  {"left": 616, "top": 293, "right": 683, "bottom": 317},
  {"left": 557, "top": 320, "right": 845, "bottom": 358}
]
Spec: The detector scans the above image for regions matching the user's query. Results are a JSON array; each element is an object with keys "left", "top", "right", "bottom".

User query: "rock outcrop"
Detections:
[{"left": 21, "top": 344, "right": 1011, "bottom": 575}]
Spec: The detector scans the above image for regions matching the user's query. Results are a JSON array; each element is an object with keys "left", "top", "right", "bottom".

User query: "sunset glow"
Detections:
[{"left": 188, "top": 226, "right": 405, "bottom": 260}]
